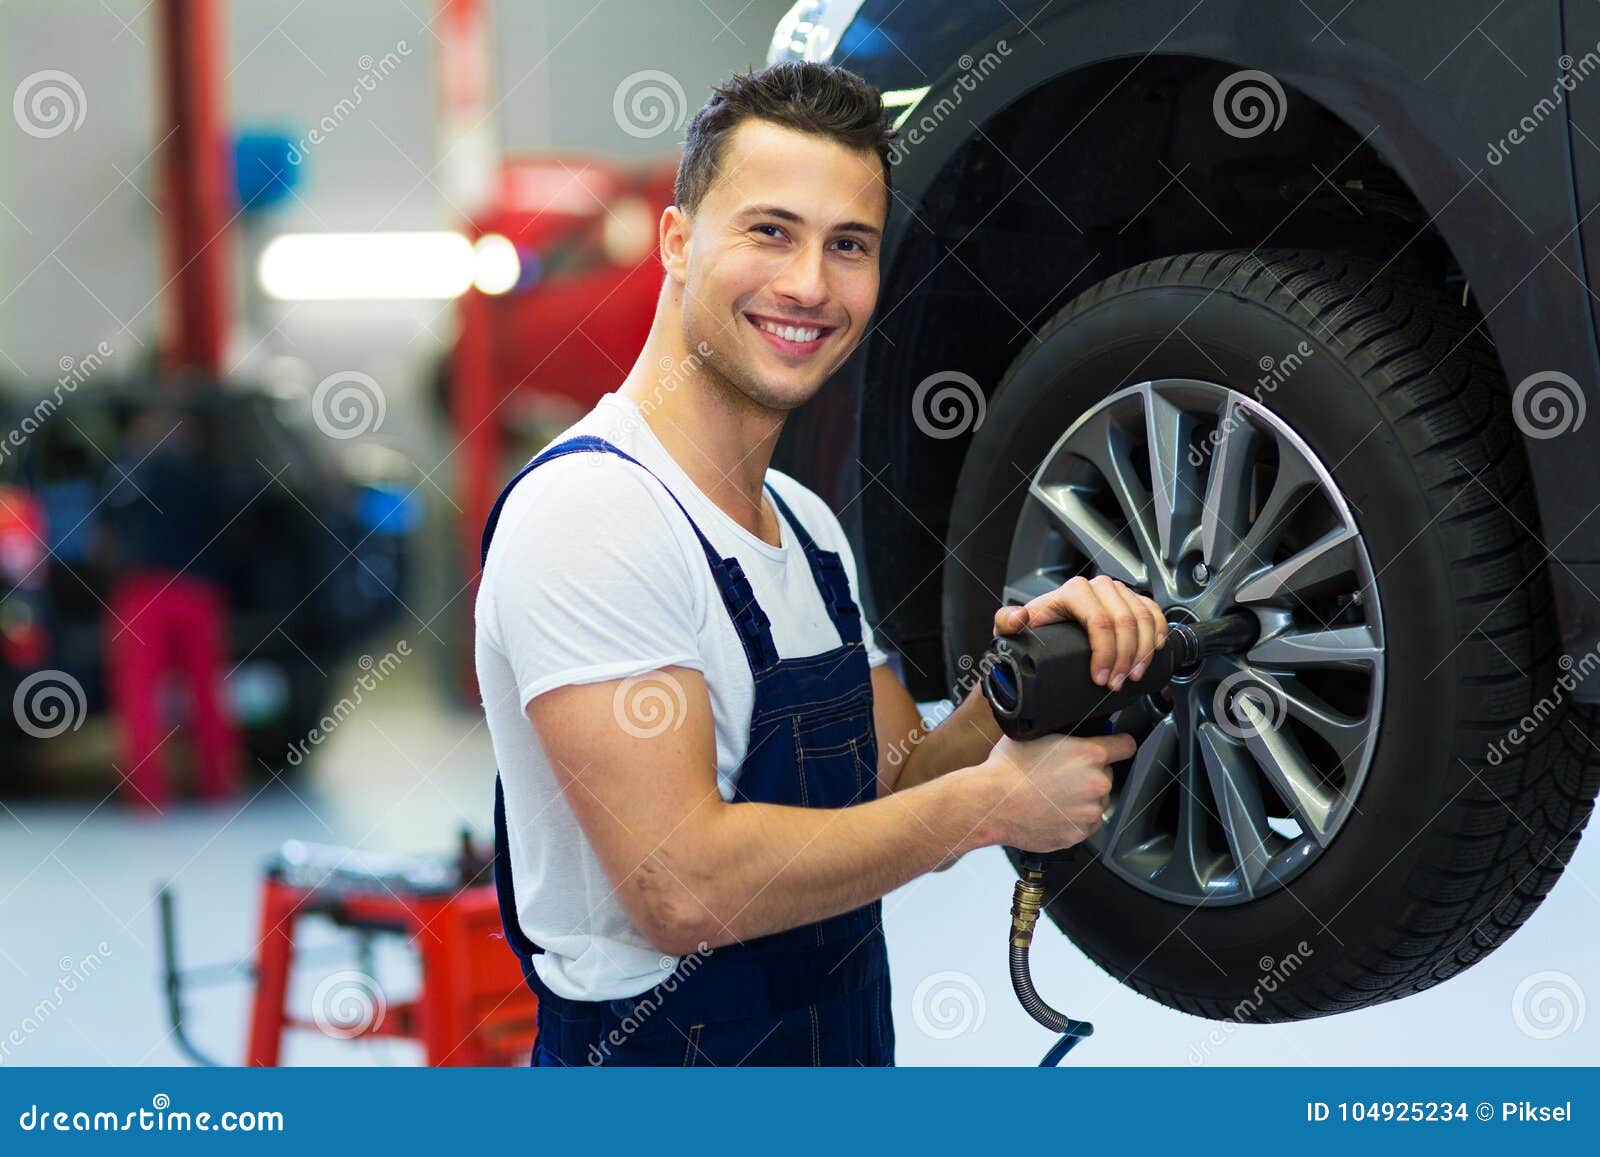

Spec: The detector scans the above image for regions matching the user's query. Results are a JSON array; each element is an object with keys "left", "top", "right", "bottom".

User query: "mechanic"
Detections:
[
  {"left": 101, "top": 401, "right": 244, "bottom": 809},
  {"left": 476, "top": 60, "right": 1168, "bottom": 1067}
]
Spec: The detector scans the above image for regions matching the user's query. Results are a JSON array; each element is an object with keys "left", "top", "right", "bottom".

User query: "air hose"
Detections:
[
  {"left": 1010, "top": 853, "right": 1095, "bottom": 1066},
  {"left": 982, "top": 611, "right": 1261, "bottom": 1065}
]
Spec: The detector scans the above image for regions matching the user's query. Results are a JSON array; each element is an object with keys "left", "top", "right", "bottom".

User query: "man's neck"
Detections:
[{"left": 617, "top": 305, "right": 786, "bottom": 544}]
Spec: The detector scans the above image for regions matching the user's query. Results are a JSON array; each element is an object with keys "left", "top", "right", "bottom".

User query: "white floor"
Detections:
[{"left": 2, "top": 652, "right": 1596, "bottom": 1067}]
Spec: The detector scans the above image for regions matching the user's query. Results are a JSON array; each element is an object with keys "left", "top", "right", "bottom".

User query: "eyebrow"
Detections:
[{"left": 738, "top": 204, "right": 882, "bottom": 239}]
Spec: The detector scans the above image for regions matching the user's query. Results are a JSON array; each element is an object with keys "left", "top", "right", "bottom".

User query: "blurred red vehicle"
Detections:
[
  {"left": 449, "top": 155, "right": 676, "bottom": 424},
  {"left": 448, "top": 154, "right": 676, "bottom": 620},
  {"left": 0, "top": 485, "right": 50, "bottom": 673}
]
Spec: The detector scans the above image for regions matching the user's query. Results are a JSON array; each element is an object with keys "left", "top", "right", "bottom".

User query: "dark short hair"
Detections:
[{"left": 674, "top": 61, "right": 894, "bottom": 215}]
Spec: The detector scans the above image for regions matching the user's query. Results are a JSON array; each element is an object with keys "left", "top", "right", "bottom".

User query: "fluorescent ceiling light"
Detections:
[
  {"left": 259, "top": 232, "right": 475, "bottom": 301},
  {"left": 471, "top": 233, "right": 521, "bottom": 295}
]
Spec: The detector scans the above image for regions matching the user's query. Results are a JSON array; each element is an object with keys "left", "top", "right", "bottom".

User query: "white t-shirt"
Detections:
[{"left": 475, "top": 391, "right": 890, "bottom": 1002}]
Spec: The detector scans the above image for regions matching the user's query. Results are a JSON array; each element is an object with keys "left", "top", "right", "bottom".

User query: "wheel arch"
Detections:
[{"left": 845, "top": 44, "right": 1582, "bottom": 698}]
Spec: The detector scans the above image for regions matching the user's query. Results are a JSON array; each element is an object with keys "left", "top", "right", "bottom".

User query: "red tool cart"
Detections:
[{"left": 158, "top": 832, "right": 539, "bottom": 1066}]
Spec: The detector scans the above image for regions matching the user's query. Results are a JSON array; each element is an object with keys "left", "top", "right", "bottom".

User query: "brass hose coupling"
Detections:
[{"left": 1011, "top": 865, "right": 1046, "bottom": 949}]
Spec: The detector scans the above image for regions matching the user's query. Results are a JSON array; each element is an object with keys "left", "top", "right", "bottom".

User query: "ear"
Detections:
[{"left": 659, "top": 205, "right": 690, "bottom": 286}]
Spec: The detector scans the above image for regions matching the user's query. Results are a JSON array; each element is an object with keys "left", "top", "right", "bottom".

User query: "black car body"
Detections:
[
  {"left": 771, "top": 0, "right": 1600, "bottom": 698},
  {"left": 766, "top": 1, "right": 1600, "bottom": 1023},
  {"left": 0, "top": 382, "right": 417, "bottom": 772}
]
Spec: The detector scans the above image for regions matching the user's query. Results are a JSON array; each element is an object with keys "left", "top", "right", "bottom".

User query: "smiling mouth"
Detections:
[{"left": 746, "top": 313, "right": 836, "bottom": 355}]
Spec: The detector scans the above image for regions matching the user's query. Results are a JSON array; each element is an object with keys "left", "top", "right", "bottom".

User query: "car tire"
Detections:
[{"left": 942, "top": 248, "right": 1600, "bottom": 1020}]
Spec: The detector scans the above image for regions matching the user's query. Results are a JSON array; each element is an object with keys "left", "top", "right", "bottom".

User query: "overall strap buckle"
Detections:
[{"left": 717, "top": 558, "right": 779, "bottom": 670}]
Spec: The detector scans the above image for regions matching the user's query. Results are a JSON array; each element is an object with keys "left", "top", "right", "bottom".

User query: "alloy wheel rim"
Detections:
[{"left": 1003, "top": 379, "right": 1385, "bottom": 905}]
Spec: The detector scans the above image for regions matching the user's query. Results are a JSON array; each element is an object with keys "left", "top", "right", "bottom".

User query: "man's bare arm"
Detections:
[
  {"left": 871, "top": 667, "right": 997, "bottom": 796},
  {"left": 523, "top": 667, "right": 1125, "bottom": 955}
]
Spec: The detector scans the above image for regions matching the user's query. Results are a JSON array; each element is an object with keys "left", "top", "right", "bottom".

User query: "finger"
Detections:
[
  {"left": 1111, "top": 582, "right": 1158, "bottom": 679},
  {"left": 1102, "top": 579, "right": 1154, "bottom": 679},
  {"left": 1091, "top": 575, "right": 1140, "bottom": 689},
  {"left": 1022, "top": 577, "right": 1121, "bottom": 687},
  {"left": 1072, "top": 578, "right": 1120, "bottom": 686},
  {"left": 1095, "top": 732, "right": 1139, "bottom": 764},
  {"left": 992, "top": 603, "right": 1030, "bottom": 635},
  {"left": 1015, "top": 574, "right": 1090, "bottom": 632}
]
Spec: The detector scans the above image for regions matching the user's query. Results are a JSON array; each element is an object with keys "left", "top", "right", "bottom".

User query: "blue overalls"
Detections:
[{"left": 485, "top": 435, "right": 895, "bottom": 1066}]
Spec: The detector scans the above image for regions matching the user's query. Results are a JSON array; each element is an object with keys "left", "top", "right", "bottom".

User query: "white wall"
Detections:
[{"left": 0, "top": 0, "right": 793, "bottom": 386}]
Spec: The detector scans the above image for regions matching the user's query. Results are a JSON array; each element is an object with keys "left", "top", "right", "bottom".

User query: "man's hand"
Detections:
[
  {"left": 994, "top": 574, "right": 1168, "bottom": 692},
  {"left": 880, "top": 576, "right": 1167, "bottom": 797},
  {"left": 979, "top": 730, "right": 1136, "bottom": 852}
]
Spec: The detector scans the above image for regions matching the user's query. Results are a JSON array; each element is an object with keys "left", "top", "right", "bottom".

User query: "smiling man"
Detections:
[{"left": 476, "top": 62, "right": 1167, "bottom": 1067}]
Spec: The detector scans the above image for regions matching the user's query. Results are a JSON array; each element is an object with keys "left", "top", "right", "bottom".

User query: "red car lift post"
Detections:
[
  {"left": 144, "top": 0, "right": 540, "bottom": 1066},
  {"left": 156, "top": 0, "right": 232, "bottom": 379}
]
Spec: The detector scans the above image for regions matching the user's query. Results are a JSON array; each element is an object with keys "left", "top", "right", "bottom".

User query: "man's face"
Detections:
[{"left": 667, "top": 118, "right": 886, "bottom": 413}]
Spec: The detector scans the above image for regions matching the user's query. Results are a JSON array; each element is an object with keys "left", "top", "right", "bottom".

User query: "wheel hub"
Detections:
[{"left": 1002, "top": 379, "right": 1385, "bottom": 905}]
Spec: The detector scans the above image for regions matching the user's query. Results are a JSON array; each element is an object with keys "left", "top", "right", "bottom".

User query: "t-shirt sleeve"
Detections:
[{"left": 482, "top": 459, "right": 707, "bottom": 711}]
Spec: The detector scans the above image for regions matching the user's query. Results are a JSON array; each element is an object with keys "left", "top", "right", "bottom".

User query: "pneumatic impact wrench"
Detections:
[{"left": 978, "top": 610, "right": 1259, "bottom": 1065}]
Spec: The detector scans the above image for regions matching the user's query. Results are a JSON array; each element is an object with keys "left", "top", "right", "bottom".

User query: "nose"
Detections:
[{"left": 769, "top": 240, "right": 828, "bottom": 310}]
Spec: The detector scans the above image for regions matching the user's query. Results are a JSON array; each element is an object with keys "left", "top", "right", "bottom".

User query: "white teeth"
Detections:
[{"left": 756, "top": 319, "right": 821, "bottom": 343}]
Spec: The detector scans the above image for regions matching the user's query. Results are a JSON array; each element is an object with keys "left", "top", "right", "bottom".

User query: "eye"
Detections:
[
  {"left": 831, "top": 237, "right": 870, "bottom": 255},
  {"left": 752, "top": 224, "right": 786, "bottom": 240}
]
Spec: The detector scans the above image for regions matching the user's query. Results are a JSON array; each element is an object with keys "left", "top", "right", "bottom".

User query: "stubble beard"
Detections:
[{"left": 680, "top": 307, "right": 834, "bottom": 420}]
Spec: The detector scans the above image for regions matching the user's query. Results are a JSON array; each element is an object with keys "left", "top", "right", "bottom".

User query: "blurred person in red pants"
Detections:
[{"left": 99, "top": 405, "right": 243, "bottom": 809}]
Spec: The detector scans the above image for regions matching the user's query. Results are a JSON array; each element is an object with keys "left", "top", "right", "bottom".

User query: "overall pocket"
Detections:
[{"left": 792, "top": 708, "right": 876, "bottom": 807}]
